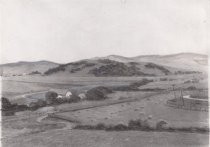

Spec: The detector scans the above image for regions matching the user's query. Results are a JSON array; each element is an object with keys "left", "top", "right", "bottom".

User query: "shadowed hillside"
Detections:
[
  {"left": 96, "top": 53, "right": 208, "bottom": 72},
  {"left": 43, "top": 59, "right": 190, "bottom": 77},
  {"left": 1, "top": 53, "right": 205, "bottom": 77}
]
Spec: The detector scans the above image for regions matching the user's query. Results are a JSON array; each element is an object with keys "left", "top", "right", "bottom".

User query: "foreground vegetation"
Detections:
[{"left": 74, "top": 119, "right": 209, "bottom": 134}]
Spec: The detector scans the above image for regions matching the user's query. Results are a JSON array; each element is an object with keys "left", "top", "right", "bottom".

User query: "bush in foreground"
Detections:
[{"left": 74, "top": 119, "right": 209, "bottom": 134}]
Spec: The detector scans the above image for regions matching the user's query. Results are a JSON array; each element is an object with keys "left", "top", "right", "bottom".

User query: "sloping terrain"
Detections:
[
  {"left": 99, "top": 53, "right": 208, "bottom": 72},
  {"left": 133, "top": 53, "right": 208, "bottom": 72},
  {"left": 1, "top": 53, "right": 206, "bottom": 77},
  {"left": 0, "top": 60, "right": 59, "bottom": 76},
  {"left": 44, "top": 59, "right": 181, "bottom": 77}
]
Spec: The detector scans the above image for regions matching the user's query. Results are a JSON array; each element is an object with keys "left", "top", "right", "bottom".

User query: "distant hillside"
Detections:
[
  {"left": 1, "top": 52, "right": 206, "bottom": 77},
  {"left": 43, "top": 58, "right": 191, "bottom": 77},
  {"left": 97, "top": 53, "right": 208, "bottom": 72},
  {"left": 0, "top": 60, "right": 59, "bottom": 76}
]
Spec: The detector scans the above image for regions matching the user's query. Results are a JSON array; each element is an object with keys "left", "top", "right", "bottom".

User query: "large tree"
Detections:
[
  {"left": 45, "top": 91, "right": 58, "bottom": 105},
  {"left": 2, "top": 97, "right": 12, "bottom": 110}
]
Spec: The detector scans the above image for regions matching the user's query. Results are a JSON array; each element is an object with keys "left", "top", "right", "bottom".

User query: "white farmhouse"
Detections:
[{"left": 65, "top": 91, "right": 72, "bottom": 98}]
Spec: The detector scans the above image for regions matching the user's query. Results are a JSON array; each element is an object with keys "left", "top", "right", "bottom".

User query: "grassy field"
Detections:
[
  {"left": 2, "top": 75, "right": 146, "bottom": 99},
  {"left": 2, "top": 129, "right": 209, "bottom": 147},
  {"left": 56, "top": 92, "right": 208, "bottom": 128},
  {"left": 2, "top": 73, "right": 207, "bottom": 98},
  {"left": 1, "top": 73, "right": 209, "bottom": 147}
]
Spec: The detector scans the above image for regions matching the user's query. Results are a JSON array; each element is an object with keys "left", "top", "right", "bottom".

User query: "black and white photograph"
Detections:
[{"left": 1, "top": 0, "right": 209, "bottom": 146}]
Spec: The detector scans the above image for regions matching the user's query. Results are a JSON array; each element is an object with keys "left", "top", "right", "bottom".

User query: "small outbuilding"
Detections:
[
  {"left": 65, "top": 91, "right": 72, "bottom": 98},
  {"left": 78, "top": 93, "right": 86, "bottom": 100}
]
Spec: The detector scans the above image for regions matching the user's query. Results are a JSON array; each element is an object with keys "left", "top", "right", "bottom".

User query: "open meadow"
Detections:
[{"left": 1, "top": 73, "right": 209, "bottom": 147}]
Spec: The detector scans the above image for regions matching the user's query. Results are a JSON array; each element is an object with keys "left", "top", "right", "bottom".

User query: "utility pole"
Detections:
[
  {"left": 180, "top": 89, "right": 184, "bottom": 106},
  {"left": 172, "top": 84, "right": 176, "bottom": 99}
]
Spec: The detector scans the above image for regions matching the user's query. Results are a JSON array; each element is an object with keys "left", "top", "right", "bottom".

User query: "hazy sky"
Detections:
[{"left": 1, "top": 0, "right": 208, "bottom": 64}]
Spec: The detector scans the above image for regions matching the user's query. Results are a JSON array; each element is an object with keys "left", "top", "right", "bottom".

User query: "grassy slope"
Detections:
[
  {"left": 0, "top": 61, "right": 59, "bottom": 75},
  {"left": 43, "top": 59, "right": 185, "bottom": 77},
  {"left": 2, "top": 129, "right": 208, "bottom": 147}
]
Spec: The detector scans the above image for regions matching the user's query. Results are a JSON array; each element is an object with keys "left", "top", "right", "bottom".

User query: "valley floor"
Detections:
[
  {"left": 1, "top": 74, "right": 209, "bottom": 147},
  {"left": 2, "top": 128, "right": 209, "bottom": 147}
]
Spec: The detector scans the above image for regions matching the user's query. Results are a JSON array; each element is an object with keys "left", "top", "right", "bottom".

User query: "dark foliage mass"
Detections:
[
  {"left": 112, "top": 78, "right": 153, "bottom": 91},
  {"left": 45, "top": 91, "right": 58, "bottom": 105},
  {"left": 74, "top": 119, "right": 209, "bottom": 134},
  {"left": 138, "top": 88, "right": 164, "bottom": 92},
  {"left": 145, "top": 63, "right": 170, "bottom": 75},
  {"left": 44, "top": 66, "right": 66, "bottom": 75},
  {"left": 86, "top": 86, "right": 112, "bottom": 100},
  {"left": 29, "top": 102, "right": 40, "bottom": 111},
  {"left": 44, "top": 60, "right": 96, "bottom": 75},
  {"left": 130, "top": 79, "right": 153, "bottom": 88},
  {"left": 29, "top": 71, "right": 41, "bottom": 75},
  {"left": 186, "top": 86, "right": 197, "bottom": 90},
  {"left": 2, "top": 97, "right": 28, "bottom": 116},
  {"left": 43, "top": 58, "right": 173, "bottom": 76},
  {"left": 37, "top": 99, "right": 47, "bottom": 107},
  {"left": 68, "top": 94, "right": 81, "bottom": 103},
  {"left": 89, "top": 60, "right": 149, "bottom": 77},
  {"left": 2, "top": 97, "right": 13, "bottom": 110},
  {"left": 175, "top": 70, "right": 201, "bottom": 75}
]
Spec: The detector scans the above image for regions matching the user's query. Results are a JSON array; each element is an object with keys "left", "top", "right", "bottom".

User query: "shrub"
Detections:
[
  {"left": 45, "top": 91, "right": 58, "bottom": 105},
  {"left": 128, "top": 119, "right": 142, "bottom": 129},
  {"left": 130, "top": 78, "right": 153, "bottom": 89},
  {"left": 73, "top": 121, "right": 209, "bottom": 134},
  {"left": 86, "top": 86, "right": 112, "bottom": 100},
  {"left": 2, "top": 97, "right": 13, "bottom": 110},
  {"left": 37, "top": 99, "right": 47, "bottom": 107},
  {"left": 156, "top": 120, "right": 168, "bottom": 130},
  {"left": 70, "top": 68, "right": 81, "bottom": 73},
  {"left": 69, "top": 94, "right": 81, "bottom": 103},
  {"left": 95, "top": 123, "right": 106, "bottom": 130},
  {"left": 74, "top": 125, "right": 94, "bottom": 130},
  {"left": 112, "top": 124, "right": 128, "bottom": 131},
  {"left": 29, "top": 71, "right": 41, "bottom": 75},
  {"left": 2, "top": 111, "right": 15, "bottom": 116},
  {"left": 56, "top": 98, "right": 67, "bottom": 104},
  {"left": 86, "top": 90, "right": 106, "bottom": 100},
  {"left": 186, "top": 86, "right": 197, "bottom": 90},
  {"left": 105, "top": 124, "right": 128, "bottom": 131},
  {"left": 1, "top": 97, "right": 29, "bottom": 114},
  {"left": 14, "top": 104, "right": 28, "bottom": 111},
  {"left": 29, "top": 102, "right": 39, "bottom": 110},
  {"left": 141, "top": 119, "right": 152, "bottom": 130},
  {"left": 195, "top": 126, "right": 209, "bottom": 133}
]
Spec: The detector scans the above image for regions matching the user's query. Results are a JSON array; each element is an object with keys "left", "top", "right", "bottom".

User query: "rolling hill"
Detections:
[
  {"left": 97, "top": 53, "right": 208, "bottom": 72},
  {"left": 0, "top": 60, "right": 59, "bottom": 76},
  {"left": 43, "top": 58, "right": 195, "bottom": 77},
  {"left": 1, "top": 53, "right": 207, "bottom": 77}
]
